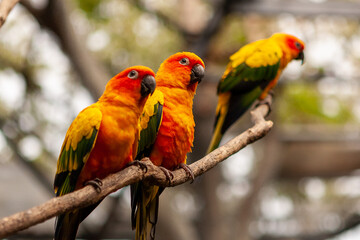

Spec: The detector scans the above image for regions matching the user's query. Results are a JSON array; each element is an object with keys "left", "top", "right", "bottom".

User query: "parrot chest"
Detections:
[
  {"left": 153, "top": 101, "right": 195, "bottom": 170},
  {"left": 79, "top": 107, "right": 138, "bottom": 183}
]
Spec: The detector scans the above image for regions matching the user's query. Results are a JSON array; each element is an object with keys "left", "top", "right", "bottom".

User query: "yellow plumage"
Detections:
[{"left": 208, "top": 33, "right": 305, "bottom": 153}]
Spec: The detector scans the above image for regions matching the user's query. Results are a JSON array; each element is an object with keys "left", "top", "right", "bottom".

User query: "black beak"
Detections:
[
  {"left": 141, "top": 75, "right": 156, "bottom": 97},
  {"left": 189, "top": 64, "right": 205, "bottom": 85},
  {"left": 296, "top": 51, "right": 305, "bottom": 65}
]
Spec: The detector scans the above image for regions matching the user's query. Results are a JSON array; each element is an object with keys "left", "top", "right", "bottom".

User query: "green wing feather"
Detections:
[
  {"left": 54, "top": 106, "right": 102, "bottom": 196},
  {"left": 218, "top": 39, "right": 281, "bottom": 93},
  {"left": 54, "top": 106, "right": 102, "bottom": 240},
  {"left": 54, "top": 128, "right": 98, "bottom": 196},
  {"left": 136, "top": 90, "right": 164, "bottom": 160},
  {"left": 131, "top": 90, "right": 164, "bottom": 240},
  {"left": 208, "top": 39, "right": 282, "bottom": 153}
]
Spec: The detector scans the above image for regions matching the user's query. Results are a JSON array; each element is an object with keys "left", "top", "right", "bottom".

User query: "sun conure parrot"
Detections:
[
  {"left": 130, "top": 52, "right": 205, "bottom": 240},
  {"left": 207, "top": 33, "right": 305, "bottom": 153},
  {"left": 53, "top": 66, "right": 156, "bottom": 240}
]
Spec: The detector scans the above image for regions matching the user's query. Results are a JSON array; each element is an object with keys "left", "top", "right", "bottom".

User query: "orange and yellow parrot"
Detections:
[
  {"left": 53, "top": 66, "right": 156, "bottom": 240},
  {"left": 131, "top": 52, "right": 205, "bottom": 240},
  {"left": 207, "top": 33, "right": 305, "bottom": 153}
]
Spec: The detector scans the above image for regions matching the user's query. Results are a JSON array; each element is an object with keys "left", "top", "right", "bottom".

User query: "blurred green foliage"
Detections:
[
  {"left": 74, "top": 0, "right": 184, "bottom": 73},
  {"left": 278, "top": 82, "right": 354, "bottom": 124},
  {"left": 76, "top": 0, "right": 102, "bottom": 18}
]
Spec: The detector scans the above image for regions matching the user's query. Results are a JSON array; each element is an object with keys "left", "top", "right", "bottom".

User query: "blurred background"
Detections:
[{"left": 1, "top": 0, "right": 360, "bottom": 239}]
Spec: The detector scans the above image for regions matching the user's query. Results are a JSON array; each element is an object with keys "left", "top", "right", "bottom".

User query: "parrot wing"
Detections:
[
  {"left": 54, "top": 105, "right": 102, "bottom": 240},
  {"left": 54, "top": 105, "right": 102, "bottom": 197},
  {"left": 218, "top": 39, "right": 282, "bottom": 94},
  {"left": 135, "top": 89, "right": 164, "bottom": 160}
]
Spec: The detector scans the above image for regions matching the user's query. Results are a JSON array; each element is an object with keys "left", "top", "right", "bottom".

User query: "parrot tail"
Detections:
[
  {"left": 131, "top": 182, "right": 162, "bottom": 240},
  {"left": 54, "top": 212, "right": 80, "bottom": 240},
  {"left": 207, "top": 109, "right": 226, "bottom": 154},
  {"left": 207, "top": 89, "right": 262, "bottom": 154},
  {"left": 54, "top": 202, "right": 101, "bottom": 240}
]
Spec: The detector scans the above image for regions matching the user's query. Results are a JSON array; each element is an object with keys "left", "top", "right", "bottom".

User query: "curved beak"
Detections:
[
  {"left": 189, "top": 64, "right": 205, "bottom": 85},
  {"left": 141, "top": 75, "right": 156, "bottom": 97},
  {"left": 296, "top": 51, "right": 305, "bottom": 65}
]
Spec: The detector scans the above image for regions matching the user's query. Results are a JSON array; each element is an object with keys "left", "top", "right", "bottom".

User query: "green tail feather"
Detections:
[
  {"left": 207, "top": 110, "right": 226, "bottom": 154},
  {"left": 208, "top": 88, "right": 262, "bottom": 153},
  {"left": 131, "top": 182, "right": 161, "bottom": 240},
  {"left": 55, "top": 201, "right": 102, "bottom": 240},
  {"left": 54, "top": 211, "right": 80, "bottom": 240}
]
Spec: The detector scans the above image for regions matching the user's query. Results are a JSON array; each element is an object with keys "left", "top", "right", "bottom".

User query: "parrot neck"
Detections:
[
  {"left": 156, "top": 69, "right": 193, "bottom": 90},
  {"left": 98, "top": 91, "right": 145, "bottom": 116},
  {"left": 276, "top": 41, "right": 295, "bottom": 69},
  {"left": 158, "top": 85, "right": 196, "bottom": 106},
  {"left": 154, "top": 86, "right": 196, "bottom": 169}
]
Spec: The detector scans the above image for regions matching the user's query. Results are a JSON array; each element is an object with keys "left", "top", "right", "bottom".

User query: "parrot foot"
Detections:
[
  {"left": 158, "top": 166, "right": 174, "bottom": 183},
  {"left": 84, "top": 178, "right": 103, "bottom": 193},
  {"left": 179, "top": 163, "right": 195, "bottom": 183},
  {"left": 127, "top": 160, "right": 148, "bottom": 173},
  {"left": 254, "top": 96, "right": 272, "bottom": 117}
]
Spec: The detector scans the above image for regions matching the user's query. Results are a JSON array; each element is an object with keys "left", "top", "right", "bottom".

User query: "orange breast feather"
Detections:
[
  {"left": 150, "top": 87, "right": 195, "bottom": 170},
  {"left": 76, "top": 103, "right": 139, "bottom": 188}
]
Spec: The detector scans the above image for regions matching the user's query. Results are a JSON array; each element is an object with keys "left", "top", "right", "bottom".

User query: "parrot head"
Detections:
[
  {"left": 103, "top": 66, "right": 156, "bottom": 103},
  {"left": 156, "top": 52, "right": 205, "bottom": 92},
  {"left": 272, "top": 33, "right": 305, "bottom": 65}
]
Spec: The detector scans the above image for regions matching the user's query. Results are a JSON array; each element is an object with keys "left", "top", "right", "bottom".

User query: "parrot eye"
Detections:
[
  {"left": 179, "top": 58, "right": 190, "bottom": 66},
  {"left": 127, "top": 70, "right": 139, "bottom": 79},
  {"left": 295, "top": 42, "right": 302, "bottom": 50}
]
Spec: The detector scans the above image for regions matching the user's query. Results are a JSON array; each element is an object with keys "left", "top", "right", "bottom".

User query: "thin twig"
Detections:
[
  {"left": 0, "top": 0, "right": 19, "bottom": 28},
  {"left": 0, "top": 98, "right": 273, "bottom": 238}
]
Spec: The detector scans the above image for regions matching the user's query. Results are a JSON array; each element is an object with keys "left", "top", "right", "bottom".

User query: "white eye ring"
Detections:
[
  {"left": 295, "top": 42, "right": 302, "bottom": 50},
  {"left": 179, "top": 58, "right": 190, "bottom": 66},
  {"left": 128, "top": 70, "right": 139, "bottom": 79}
]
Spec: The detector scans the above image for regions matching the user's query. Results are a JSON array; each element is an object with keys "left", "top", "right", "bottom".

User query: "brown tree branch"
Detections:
[
  {"left": 132, "top": 0, "right": 192, "bottom": 38},
  {"left": 0, "top": 0, "right": 19, "bottom": 28},
  {"left": 188, "top": 0, "right": 232, "bottom": 58},
  {"left": 20, "top": 0, "right": 111, "bottom": 98},
  {"left": 0, "top": 96, "right": 273, "bottom": 238}
]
